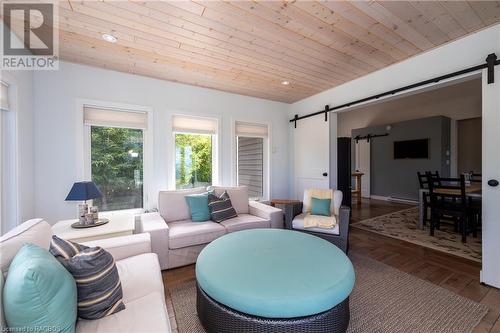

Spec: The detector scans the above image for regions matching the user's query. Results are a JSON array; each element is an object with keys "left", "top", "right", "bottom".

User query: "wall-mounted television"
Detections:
[{"left": 394, "top": 139, "right": 429, "bottom": 159}]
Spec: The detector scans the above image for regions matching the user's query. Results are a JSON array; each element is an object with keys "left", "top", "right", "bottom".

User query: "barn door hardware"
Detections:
[{"left": 290, "top": 53, "right": 499, "bottom": 127}]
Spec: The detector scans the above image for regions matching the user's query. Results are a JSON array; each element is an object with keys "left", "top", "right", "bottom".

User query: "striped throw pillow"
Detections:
[
  {"left": 49, "top": 235, "right": 86, "bottom": 259},
  {"left": 49, "top": 236, "right": 125, "bottom": 319},
  {"left": 208, "top": 191, "right": 238, "bottom": 223}
]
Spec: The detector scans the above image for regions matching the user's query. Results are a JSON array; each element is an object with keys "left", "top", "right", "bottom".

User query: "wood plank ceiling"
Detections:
[{"left": 7, "top": 1, "right": 500, "bottom": 103}]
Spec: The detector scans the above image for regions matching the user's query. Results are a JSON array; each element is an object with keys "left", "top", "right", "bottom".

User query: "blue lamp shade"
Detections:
[{"left": 65, "top": 181, "right": 102, "bottom": 201}]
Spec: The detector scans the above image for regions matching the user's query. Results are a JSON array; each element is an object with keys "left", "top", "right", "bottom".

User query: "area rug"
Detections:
[
  {"left": 351, "top": 207, "right": 481, "bottom": 262},
  {"left": 169, "top": 254, "right": 487, "bottom": 333}
]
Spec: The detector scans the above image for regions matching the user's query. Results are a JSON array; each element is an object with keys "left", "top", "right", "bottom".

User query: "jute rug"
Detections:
[
  {"left": 351, "top": 207, "right": 482, "bottom": 262},
  {"left": 169, "top": 254, "right": 487, "bottom": 333}
]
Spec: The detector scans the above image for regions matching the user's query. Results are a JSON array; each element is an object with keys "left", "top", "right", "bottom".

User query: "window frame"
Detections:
[
  {"left": 170, "top": 114, "right": 220, "bottom": 190},
  {"left": 232, "top": 120, "right": 271, "bottom": 201},
  {"left": 78, "top": 99, "right": 153, "bottom": 214},
  {"left": 0, "top": 76, "right": 20, "bottom": 234}
]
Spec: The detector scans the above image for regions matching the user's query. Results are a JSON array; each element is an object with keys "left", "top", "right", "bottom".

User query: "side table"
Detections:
[
  {"left": 52, "top": 212, "right": 135, "bottom": 243},
  {"left": 270, "top": 199, "right": 303, "bottom": 230}
]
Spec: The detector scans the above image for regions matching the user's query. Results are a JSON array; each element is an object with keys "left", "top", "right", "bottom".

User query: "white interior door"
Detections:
[
  {"left": 293, "top": 116, "right": 329, "bottom": 199},
  {"left": 355, "top": 140, "right": 370, "bottom": 198},
  {"left": 481, "top": 66, "right": 500, "bottom": 288}
]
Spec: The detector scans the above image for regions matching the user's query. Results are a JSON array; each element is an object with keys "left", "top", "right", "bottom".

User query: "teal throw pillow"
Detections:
[
  {"left": 185, "top": 192, "right": 211, "bottom": 222},
  {"left": 311, "top": 197, "right": 331, "bottom": 216},
  {"left": 3, "top": 243, "right": 77, "bottom": 333}
]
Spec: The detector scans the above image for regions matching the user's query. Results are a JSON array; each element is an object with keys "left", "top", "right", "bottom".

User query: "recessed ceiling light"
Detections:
[
  {"left": 102, "top": 33, "right": 117, "bottom": 43},
  {"left": 281, "top": 80, "right": 290, "bottom": 86}
]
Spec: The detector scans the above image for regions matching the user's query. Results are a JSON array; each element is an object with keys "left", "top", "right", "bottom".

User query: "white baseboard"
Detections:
[{"left": 369, "top": 195, "right": 418, "bottom": 204}]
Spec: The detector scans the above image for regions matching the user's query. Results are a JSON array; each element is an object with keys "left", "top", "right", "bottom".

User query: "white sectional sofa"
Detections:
[
  {"left": 138, "top": 186, "right": 283, "bottom": 270},
  {"left": 0, "top": 219, "right": 171, "bottom": 333}
]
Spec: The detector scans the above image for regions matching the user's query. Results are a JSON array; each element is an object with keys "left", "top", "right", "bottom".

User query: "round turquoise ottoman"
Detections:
[{"left": 196, "top": 229, "right": 355, "bottom": 332}]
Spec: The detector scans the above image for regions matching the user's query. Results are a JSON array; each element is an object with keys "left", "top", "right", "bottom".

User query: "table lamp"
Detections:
[{"left": 65, "top": 181, "right": 102, "bottom": 223}]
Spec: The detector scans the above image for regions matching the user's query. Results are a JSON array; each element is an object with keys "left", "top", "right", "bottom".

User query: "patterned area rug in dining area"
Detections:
[
  {"left": 169, "top": 254, "right": 487, "bottom": 333},
  {"left": 351, "top": 207, "right": 481, "bottom": 262}
]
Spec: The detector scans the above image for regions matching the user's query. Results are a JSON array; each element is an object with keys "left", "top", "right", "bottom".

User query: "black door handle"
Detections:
[
  {"left": 322, "top": 172, "right": 328, "bottom": 177},
  {"left": 488, "top": 179, "right": 499, "bottom": 187}
]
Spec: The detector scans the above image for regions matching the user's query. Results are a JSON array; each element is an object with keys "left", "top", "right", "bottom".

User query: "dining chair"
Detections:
[
  {"left": 428, "top": 175, "right": 472, "bottom": 243},
  {"left": 417, "top": 172, "right": 431, "bottom": 226},
  {"left": 417, "top": 171, "right": 442, "bottom": 226},
  {"left": 426, "top": 171, "right": 441, "bottom": 185}
]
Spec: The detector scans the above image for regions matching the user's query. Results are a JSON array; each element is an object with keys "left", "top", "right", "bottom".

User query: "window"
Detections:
[
  {"left": 173, "top": 115, "right": 217, "bottom": 189},
  {"left": 0, "top": 82, "right": 9, "bottom": 111},
  {"left": 0, "top": 81, "right": 10, "bottom": 235},
  {"left": 84, "top": 106, "right": 147, "bottom": 212},
  {"left": 235, "top": 121, "right": 269, "bottom": 200}
]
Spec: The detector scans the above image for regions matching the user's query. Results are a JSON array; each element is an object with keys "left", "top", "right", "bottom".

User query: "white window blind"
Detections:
[
  {"left": 237, "top": 137, "right": 264, "bottom": 199},
  {"left": 84, "top": 106, "right": 148, "bottom": 129},
  {"left": 1, "top": 82, "right": 9, "bottom": 111},
  {"left": 172, "top": 115, "right": 217, "bottom": 135},
  {"left": 235, "top": 121, "right": 268, "bottom": 138}
]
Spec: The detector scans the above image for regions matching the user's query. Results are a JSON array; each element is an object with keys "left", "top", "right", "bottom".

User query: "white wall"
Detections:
[
  {"left": 33, "top": 61, "right": 289, "bottom": 224},
  {"left": 1, "top": 57, "right": 35, "bottom": 234},
  {"left": 288, "top": 23, "right": 500, "bottom": 196}
]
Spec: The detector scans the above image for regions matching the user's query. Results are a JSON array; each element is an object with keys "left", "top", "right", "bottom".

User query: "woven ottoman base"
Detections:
[{"left": 196, "top": 283, "right": 350, "bottom": 333}]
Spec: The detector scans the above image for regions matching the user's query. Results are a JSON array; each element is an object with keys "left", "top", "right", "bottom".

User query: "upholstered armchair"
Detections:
[{"left": 284, "top": 189, "right": 350, "bottom": 253}]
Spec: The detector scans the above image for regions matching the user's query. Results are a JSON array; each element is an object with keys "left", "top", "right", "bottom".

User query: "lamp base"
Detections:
[{"left": 77, "top": 203, "right": 89, "bottom": 224}]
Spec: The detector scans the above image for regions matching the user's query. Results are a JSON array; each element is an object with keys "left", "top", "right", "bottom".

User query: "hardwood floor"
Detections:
[{"left": 162, "top": 198, "right": 500, "bottom": 333}]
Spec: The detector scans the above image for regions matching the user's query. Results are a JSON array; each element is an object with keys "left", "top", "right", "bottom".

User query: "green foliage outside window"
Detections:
[
  {"left": 175, "top": 133, "right": 212, "bottom": 189},
  {"left": 91, "top": 126, "right": 143, "bottom": 211}
]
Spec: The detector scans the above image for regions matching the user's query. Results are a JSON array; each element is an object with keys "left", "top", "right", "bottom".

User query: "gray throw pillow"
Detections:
[
  {"left": 208, "top": 191, "right": 238, "bottom": 223},
  {"left": 50, "top": 235, "right": 125, "bottom": 319}
]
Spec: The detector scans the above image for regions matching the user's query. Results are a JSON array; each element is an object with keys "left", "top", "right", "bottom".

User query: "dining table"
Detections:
[{"left": 418, "top": 182, "right": 482, "bottom": 229}]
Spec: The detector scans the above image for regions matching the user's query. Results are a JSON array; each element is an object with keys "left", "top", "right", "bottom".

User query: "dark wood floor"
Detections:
[{"left": 162, "top": 198, "right": 500, "bottom": 333}]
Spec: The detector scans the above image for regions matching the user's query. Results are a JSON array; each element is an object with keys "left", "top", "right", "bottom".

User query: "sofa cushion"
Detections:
[
  {"left": 0, "top": 219, "right": 52, "bottom": 273},
  {"left": 168, "top": 220, "right": 226, "bottom": 249},
  {"left": 115, "top": 253, "right": 165, "bottom": 305},
  {"left": 4, "top": 244, "right": 77, "bottom": 333},
  {"left": 220, "top": 214, "right": 270, "bottom": 233},
  {"left": 0, "top": 219, "right": 53, "bottom": 330},
  {"left": 158, "top": 187, "right": 206, "bottom": 222},
  {"left": 50, "top": 239, "right": 126, "bottom": 320},
  {"left": 303, "top": 189, "right": 343, "bottom": 216},
  {"left": 311, "top": 198, "right": 331, "bottom": 216},
  {"left": 76, "top": 292, "right": 170, "bottom": 333},
  {"left": 185, "top": 192, "right": 211, "bottom": 222},
  {"left": 208, "top": 191, "right": 238, "bottom": 223},
  {"left": 292, "top": 213, "right": 339, "bottom": 235},
  {"left": 49, "top": 235, "right": 87, "bottom": 259},
  {"left": 209, "top": 186, "right": 249, "bottom": 214}
]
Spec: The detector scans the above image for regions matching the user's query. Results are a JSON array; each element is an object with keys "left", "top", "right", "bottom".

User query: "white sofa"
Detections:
[
  {"left": 138, "top": 186, "right": 283, "bottom": 270},
  {"left": 0, "top": 219, "right": 171, "bottom": 333}
]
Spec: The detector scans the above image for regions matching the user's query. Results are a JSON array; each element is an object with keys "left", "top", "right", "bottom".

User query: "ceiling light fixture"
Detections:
[
  {"left": 281, "top": 80, "right": 290, "bottom": 86},
  {"left": 102, "top": 33, "right": 118, "bottom": 43}
]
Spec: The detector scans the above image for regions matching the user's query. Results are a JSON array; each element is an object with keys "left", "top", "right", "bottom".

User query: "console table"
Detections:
[
  {"left": 52, "top": 213, "right": 135, "bottom": 243},
  {"left": 351, "top": 172, "right": 364, "bottom": 205}
]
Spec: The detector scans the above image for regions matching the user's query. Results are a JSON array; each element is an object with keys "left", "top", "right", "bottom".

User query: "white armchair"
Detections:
[{"left": 284, "top": 189, "right": 351, "bottom": 253}]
